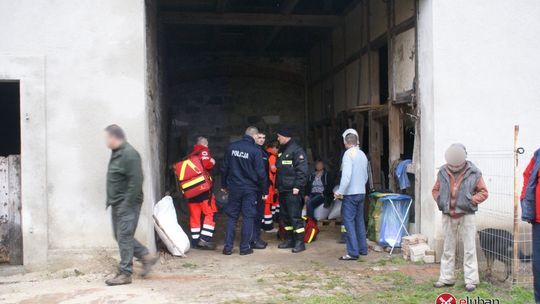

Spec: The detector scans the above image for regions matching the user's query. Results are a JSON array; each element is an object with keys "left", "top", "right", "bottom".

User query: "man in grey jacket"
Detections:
[
  {"left": 432, "top": 143, "right": 488, "bottom": 292},
  {"left": 334, "top": 130, "right": 369, "bottom": 260}
]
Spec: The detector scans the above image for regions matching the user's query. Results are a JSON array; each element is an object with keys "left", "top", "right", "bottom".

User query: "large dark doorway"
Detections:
[{"left": 0, "top": 82, "right": 21, "bottom": 156}]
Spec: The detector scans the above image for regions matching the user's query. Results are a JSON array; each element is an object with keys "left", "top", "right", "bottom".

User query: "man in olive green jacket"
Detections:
[{"left": 104, "top": 124, "right": 157, "bottom": 286}]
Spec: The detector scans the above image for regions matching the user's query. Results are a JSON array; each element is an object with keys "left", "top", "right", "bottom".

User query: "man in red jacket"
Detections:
[
  {"left": 188, "top": 136, "right": 217, "bottom": 250},
  {"left": 520, "top": 148, "right": 540, "bottom": 303}
]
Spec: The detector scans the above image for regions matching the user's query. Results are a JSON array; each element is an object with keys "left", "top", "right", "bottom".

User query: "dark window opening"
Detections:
[
  {"left": 0, "top": 82, "right": 21, "bottom": 156},
  {"left": 378, "top": 44, "right": 389, "bottom": 104}
]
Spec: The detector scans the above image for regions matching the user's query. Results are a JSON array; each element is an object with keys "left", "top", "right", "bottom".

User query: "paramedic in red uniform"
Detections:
[
  {"left": 263, "top": 140, "right": 280, "bottom": 231},
  {"left": 188, "top": 136, "right": 217, "bottom": 250}
]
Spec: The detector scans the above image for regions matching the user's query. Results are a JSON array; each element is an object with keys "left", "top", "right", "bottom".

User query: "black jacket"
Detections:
[
  {"left": 276, "top": 139, "right": 308, "bottom": 193},
  {"left": 221, "top": 135, "right": 268, "bottom": 195},
  {"left": 305, "top": 170, "right": 334, "bottom": 207}
]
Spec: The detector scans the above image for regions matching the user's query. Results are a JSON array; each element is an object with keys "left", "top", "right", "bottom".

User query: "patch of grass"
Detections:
[
  {"left": 269, "top": 294, "right": 360, "bottom": 304},
  {"left": 181, "top": 262, "right": 197, "bottom": 269},
  {"left": 370, "top": 255, "right": 408, "bottom": 267},
  {"left": 276, "top": 287, "right": 293, "bottom": 295},
  {"left": 510, "top": 286, "right": 535, "bottom": 304},
  {"left": 364, "top": 273, "right": 534, "bottom": 304},
  {"left": 322, "top": 275, "right": 346, "bottom": 291},
  {"left": 256, "top": 278, "right": 264, "bottom": 283}
]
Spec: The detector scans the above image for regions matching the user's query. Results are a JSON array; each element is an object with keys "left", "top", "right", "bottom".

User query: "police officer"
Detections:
[
  {"left": 221, "top": 126, "right": 268, "bottom": 256},
  {"left": 275, "top": 127, "right": 308, "bottom": 253},
  {"left": 251, "top": 131, "right": 270, "bottom": 249}
]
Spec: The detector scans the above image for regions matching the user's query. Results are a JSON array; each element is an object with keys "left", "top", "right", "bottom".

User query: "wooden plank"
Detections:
[
  {"left": 160, "top": 12, "right": 343, "bottom": 27},
  {"left": 8, "top": 155, "right": 22, "bottom": 265},
  {"left": 0, "top": 157, "right": 8, "bottom": 263},
  {"left": 0, "top": 156, "right": 22, "bottom": 265}
]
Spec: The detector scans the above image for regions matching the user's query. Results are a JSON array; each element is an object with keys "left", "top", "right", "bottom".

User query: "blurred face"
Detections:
[
  {"left": 105, "top": 132, "right": 122, "bottom": 150},
  {"left": 199, "top": 138, "right": 209, "bottom": 147},
  {"left": 277, "top": 134, "right": 290, "bottom": 145},
  {"left": 315, "top": 161, "right": 324, "bottom": 171},
  {"left": 256, "top": 134, "right": 266, "bottom": 146}
]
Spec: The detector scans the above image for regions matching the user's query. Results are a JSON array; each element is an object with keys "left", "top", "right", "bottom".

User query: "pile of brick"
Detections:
[{"left": 401, "top": 234, "right": 435, "bottom": 263}]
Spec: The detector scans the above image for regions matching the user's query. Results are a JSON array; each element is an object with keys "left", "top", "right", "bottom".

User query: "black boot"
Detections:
[
  {"left": 278, "top": 231, "right": 294, "bottom": 249},
  {"left": 292, "top": 233, "right": 306, "bottom": 253}
]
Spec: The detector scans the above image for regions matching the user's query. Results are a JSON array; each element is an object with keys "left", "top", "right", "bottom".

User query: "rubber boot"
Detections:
[
  {"left": 278, "top": 231, "right": 294, "bottom": 249},
  {"left": 292, "top": 233, "right": 306, "bottom": 253}
]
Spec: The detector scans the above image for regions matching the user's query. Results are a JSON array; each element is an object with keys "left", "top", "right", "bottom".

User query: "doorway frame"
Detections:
[{"left": 0, "top": 56, "right": 48, "bottom": 269}]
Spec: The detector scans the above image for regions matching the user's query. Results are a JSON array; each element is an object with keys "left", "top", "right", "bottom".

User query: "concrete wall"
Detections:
[
  {"left": 418, "top": 0, "right": 540, "bottom": 248},
  {"left": 167, "top": 56, "right": 306, "bottom": 169},
  {"left": 0, "top": 0, "right": 152, "bottom": 268}
]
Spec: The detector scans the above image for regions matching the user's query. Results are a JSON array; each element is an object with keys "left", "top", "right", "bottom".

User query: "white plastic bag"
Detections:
[
  {"left": 327, "top": 199, "right": 342, "bottom": 220},
  {"left": 153, "top": 196, "right": 190, "bottom": 256},
  {"left": 313, "top": 204, "right": 331, "bottom": 220}
]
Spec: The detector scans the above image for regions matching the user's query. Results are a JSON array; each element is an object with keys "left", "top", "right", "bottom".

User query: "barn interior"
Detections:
[{"left": 147, "top": 0, "right": 420, "bottom": 224}]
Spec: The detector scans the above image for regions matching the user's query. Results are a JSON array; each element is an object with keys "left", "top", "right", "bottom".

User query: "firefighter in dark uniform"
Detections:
[
  {"left": 275, "top": 127, "right": 309, "bottom": 253},
  {"left": 221, "top": 126, "right": 268, "bottom": 256}
]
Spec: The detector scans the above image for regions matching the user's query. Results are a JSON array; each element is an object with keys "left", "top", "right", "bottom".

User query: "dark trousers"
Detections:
[
  {"left": 306, "top": 194, "right": 325, "bottom": 220},
  {"left": 251, "top": 193, "right": 264, "bottom": 243},
  {"left": 111, "top": 202, "right": 149, "bottom": 275},
  {"left": 533, "top": 223, "right": 540, "bottom": 303},
  {"left": 224, "top": 188, "right": 257, "bottom": 252},
  {"left": 342, "top": 194, "right": 368, "bottom": 257},
  {"left": 280, "top": 192, "right": 305, "bottom": 240}
]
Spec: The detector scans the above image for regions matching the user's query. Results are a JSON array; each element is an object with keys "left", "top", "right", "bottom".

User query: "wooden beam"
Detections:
[
  {"left": 258, "top": 0, "right": 302, "bottom": 50},
  {"left": 216, "top": 0, "right": 228, "bottom": 12},
  {"left": 160, "top": 12, "right": 343, "bottom": 27}
]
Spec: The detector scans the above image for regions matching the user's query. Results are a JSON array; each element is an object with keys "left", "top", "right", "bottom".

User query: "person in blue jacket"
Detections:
[{"left": 221, "top": 126, "right": 268, "bottom": 256}]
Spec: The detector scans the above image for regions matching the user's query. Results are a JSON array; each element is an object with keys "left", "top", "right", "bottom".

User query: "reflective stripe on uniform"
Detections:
[
  {"left": 294, "top": 228, "right": 305, "bottom": 233},
  {"left": 341, "top": 225, "right": 347, "bottom": 233},
  {"left": 201, "top": 230, "right": 213, "bottom": 237},
  {"left": 284, "top": 226, "right": 293, "bottom": 231},
  {"left": 182, "top": 175, "right": 206, "bottom": 189},
  {"left": 203, "top": 224, "right": 215, "bottom": 230}
]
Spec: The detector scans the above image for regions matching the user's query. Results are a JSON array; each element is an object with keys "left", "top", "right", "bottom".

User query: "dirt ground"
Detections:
[{"left": 0, "top": 221, "right": 533, "bottom": 304}]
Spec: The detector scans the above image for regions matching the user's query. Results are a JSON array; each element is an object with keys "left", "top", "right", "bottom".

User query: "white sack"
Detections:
[
  {"left": 153, "top": 196, "right": 190, "bottom": 256},
  {"left": 313, "top": 204, "right": 331, "bottom": 221},
  {"left": 328, "top": 199, "right": 342, "bottom": 220}
]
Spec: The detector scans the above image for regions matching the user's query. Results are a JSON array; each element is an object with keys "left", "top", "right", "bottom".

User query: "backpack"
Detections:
[
  {"left": 304, "top": 217, "right": 319, "bottom": 243},
  {"left": 174, "top": 153, "right": 212, "bottom": 199}
]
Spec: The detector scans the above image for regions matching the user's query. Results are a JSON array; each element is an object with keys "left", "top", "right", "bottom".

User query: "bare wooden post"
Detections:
[{"left": 512, "top": 125, "right": 520, "bottom": 283}]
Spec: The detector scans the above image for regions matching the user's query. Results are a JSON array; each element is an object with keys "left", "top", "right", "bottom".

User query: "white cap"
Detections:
[{"left": 342, "top": 128, "right": 359, "bottom": 145}]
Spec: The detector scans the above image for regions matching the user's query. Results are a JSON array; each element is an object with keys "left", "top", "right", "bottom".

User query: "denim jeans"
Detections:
[
  {"left": 533, "top": 223, "right": 540, "bottom": 303},
  {"left": 342, "top": 194, "right": 368, "bottom": 257},
  {"left": 306, "top": 194, "right": 325, "bottom": 219}
]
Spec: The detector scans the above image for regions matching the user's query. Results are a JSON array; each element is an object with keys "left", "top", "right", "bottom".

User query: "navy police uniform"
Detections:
[
  {"left": 252, "top": 146, "right": 270, "bottom": 246},
  {"left": 276, "top": 138, "right": 308, "bottom": 252},
  {"left": 221, "top": 135, "right": 268, "bottom": 254}
]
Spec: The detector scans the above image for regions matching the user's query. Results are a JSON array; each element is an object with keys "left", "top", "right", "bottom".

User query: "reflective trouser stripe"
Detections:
[
  {"left": 341, "top": 225, "right": 347, "bottom": 233},
  {"left": 284, "top": 226, "right": 293, "bottom": 231},
  {"left": 201, "top": 230, "right": 213, "bottom": 237},
  {"left": 295, "top": 228, "right": 305, "bottom": 233}
]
